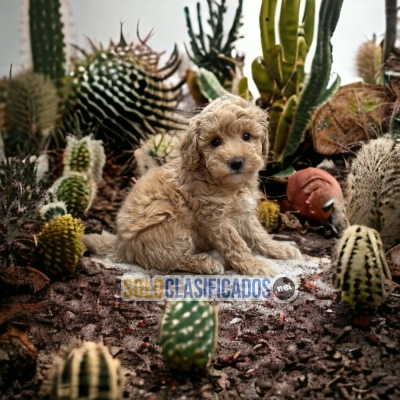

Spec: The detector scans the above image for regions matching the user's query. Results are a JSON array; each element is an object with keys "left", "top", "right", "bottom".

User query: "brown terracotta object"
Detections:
[{"left": 285, "top": 168, "right": 344, "bottom": 224}]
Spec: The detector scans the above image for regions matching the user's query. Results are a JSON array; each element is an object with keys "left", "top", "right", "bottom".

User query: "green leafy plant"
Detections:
[
  {"left": 160, "top": 300, "right": 218, "bottom": 370},
  {"left": 184, "top": 0, "right": 244, "bottom": 88},
  {"left": 36, "top": 214, "right": 84, "bottom": 277}
]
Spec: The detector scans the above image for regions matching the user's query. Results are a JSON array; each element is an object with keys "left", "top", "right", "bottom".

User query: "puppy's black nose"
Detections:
[{"left": 229, "top": 157, "right": 244, "bottom": 171}]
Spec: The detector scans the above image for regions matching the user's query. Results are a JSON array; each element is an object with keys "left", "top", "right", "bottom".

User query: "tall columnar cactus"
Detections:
[
  {"left": 50, "top": 342, "right": 124, "bottom": 399},
  {"left": 334, "top": 225, "right": 392, "bottom": 309},
  {"left": 5, "top": 71, "right": 58, "bottom": 155},
  {"left": 184, "top": 0, "right": 244, "bottom": 88},
  {"left": 160, "top": 300, "right": 218, "bottom": 370},
  {"left": 29, "top": 0, "right": 66, "bottom": 80},
  {"left": 274, "top": 0, "right": 343, "bottom": 169},
  {"left": 65, "top": 32, "right": 188, "bottom": 167},
  {"left": 63, "top": 136, "right": 106, "bottom": 183},
  {"left": 252, "top": 0, "right": 315, "bottom": 148},
  {"left": 50, "top": 173, "right": 95, "bottom": 217},
  {"left": 36, "top": 214, "right": 84, "bottom": 277}
]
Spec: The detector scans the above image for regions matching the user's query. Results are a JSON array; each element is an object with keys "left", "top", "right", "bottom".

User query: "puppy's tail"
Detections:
[{"left": 82, "top": 231, "right": 117, "bottom": 259}]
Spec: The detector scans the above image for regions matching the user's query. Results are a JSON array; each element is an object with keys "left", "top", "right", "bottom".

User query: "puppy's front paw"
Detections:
[
  {"left": 267, "top": 242, "right": 302, "bottom": 261},
  {"left": 246, "top": 259, "right": 279, "bottom": 277}
]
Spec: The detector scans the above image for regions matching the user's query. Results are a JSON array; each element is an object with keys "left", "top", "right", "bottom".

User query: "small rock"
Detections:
[
  {"left": 110, "top": 346, "right": 122, "bottom": 356},
  {"left": 229, "top": 317, "right": 242, "bottom": 324},
  {"left": 332, "top": 351, "right": 342, "bottom": 360},
  {"left": 132, "top": 377, "right": 144, "bottom": 387}
]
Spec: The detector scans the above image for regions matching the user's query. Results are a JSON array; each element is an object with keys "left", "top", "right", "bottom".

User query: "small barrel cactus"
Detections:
[
  {"left": 258, "top": 199, "right": 281, "bottom": 232},
  {"left": 334, "top": 225, "right": 392, "bottom": 309},
  {"left": 160, "top": 300, "right": 218, "bottom": 370},
  {"left": 36, "top": 214, "right": 84, "bottom": 277},
  {"left": 50, "top": 341, "right": 124, "bottom": 400},
  {"left": 39, "top": 201, "right": 68, "bottom": 220},
  {"left": 63, "top": 136, "right": 106, "bottom": 183},
  {"left": 50, "top": 172, "right": 96, "bottom": 217}
]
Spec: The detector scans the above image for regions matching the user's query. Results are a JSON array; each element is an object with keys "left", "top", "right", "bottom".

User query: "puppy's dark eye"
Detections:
[
  {"left": 211, "top": 138, "right": 221, "bottom": 147},
  {"left": 243, "top": 133, "right": 251, "bottom": 141}
]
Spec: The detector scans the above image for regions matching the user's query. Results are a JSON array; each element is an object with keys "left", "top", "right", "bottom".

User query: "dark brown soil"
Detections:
[{"left": 1, "top": 172, "right": 400, "bottom": 400}]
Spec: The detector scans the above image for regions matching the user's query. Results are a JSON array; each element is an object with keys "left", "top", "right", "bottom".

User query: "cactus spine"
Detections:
[
  {"left": 63, "top": 136, "right": 106, "bottom": 183},
  {"left": 50, "top": 173, "right": 95, "bottom": 217},
  {"left": 29, "top": 0, "right": 66, "bottom": 80},
  {"left": 160, "top": 300, "right": 218, "bottom": 370},
  {"left": 50, "top": 342, "right": 124, "bottom": 400},
  {"left": 334, "top": 225, "right": 392, "bottom": 309},
  {"left": 258, "top": 199, "right": 281, "bottom": 232},
  {"left": 36, "top": 214, "right": 84, "bottom": 277}
]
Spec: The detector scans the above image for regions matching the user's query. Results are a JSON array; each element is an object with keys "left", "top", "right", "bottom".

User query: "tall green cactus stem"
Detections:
[
  {"left": 252, "top": 0, "right": 315, "bottom": 148},
  {"left": 36, "top": 214, "right": 84, "bottom": 277},
  {"left": 383, "top": 0, "right": 397, "bottom": 63},
  {"left": 275, "top": 0, "right": 343, "bottom": 168},
  {"left": 29, "top": 0, "right": 66, "bottom": 80},
  {"left": 50, "top": 341, "right": 124, "bottom": 399},
  {"left": 63, "top": 136, "right": 106, "bottom": 183},
  {"left": 184, "top": 0, "right": 244, "bottom": 87},
  {"left": 50, "top": 173, "right": 95, "bottom": 217},
  {"left": 160, "top": 300, "right": 218, "bottom": 370}
]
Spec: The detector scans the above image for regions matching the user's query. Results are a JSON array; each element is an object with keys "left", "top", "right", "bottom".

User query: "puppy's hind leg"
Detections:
[{"left": 82, "top": 231, "right": 117, "bottom": 259}]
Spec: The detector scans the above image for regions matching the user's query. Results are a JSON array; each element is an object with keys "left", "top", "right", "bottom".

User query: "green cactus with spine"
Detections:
[
  {"left": 63, "top": 136, "right": 106, "bottom": 183},
  {"left": 64, "top": 30, "right": 188, "bottom": 169},
  {"left": 50, "top": 341, "right": 124, "bottom": 400},
  {"left": 39, "top": 201, "right": 68, "bottom": 221},
  {"left": 334, "top": 225, "right": 392, "bottom": 309},
  {"left": 36, "top": 214, "right": 84, "bottom": 277},
  {"left": 29, "top": 0, "right": 66, "bottom": 81},
  {"left": 184, "top": 0, "right": 244, "bottom": 88},
  {"left": 50, "top": 173, "right": 95, "bottom": 217},
  {"left": 4, "top": 71, "right": 58, "bottom": 156},
  {"left": 274, "top": 0, "right": 343, "bottom": 170},
  {"left": 160, "top": 300, "right": 218, "bottom": 370}
]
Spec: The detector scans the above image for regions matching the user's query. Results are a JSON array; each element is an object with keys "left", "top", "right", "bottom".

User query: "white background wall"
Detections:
[{"left": 0, "top": 0, "right": 386, "bottom": 96}]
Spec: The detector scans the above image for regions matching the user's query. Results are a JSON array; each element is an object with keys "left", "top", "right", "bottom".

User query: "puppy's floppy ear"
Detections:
[{"left": 180, "top": 116, "right": 201, "bottom": 170}]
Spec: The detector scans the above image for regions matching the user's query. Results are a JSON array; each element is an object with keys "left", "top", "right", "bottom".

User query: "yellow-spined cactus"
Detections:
[
  {"left": 334, "top": 225, "right": 392, "bottom": 309},
  {"left": 258, "top": 199, "right": 281, "bottom": 232},
  {"left": 49, "top": 172, "right": 96, "bottom": 217},
  {"left": 36, "top": 214, "right": 84, "bottom": 277},
  {"left": 50, "top": 342, "right": 124, "bottom": 400},
  {"left": 63, "top": 135, "right": 106, "bottom": 183}
]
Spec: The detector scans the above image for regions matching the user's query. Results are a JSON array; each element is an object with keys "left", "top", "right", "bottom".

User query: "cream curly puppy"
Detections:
[{"left": 83, "top": 94, "right": 301, "bottom": 275}]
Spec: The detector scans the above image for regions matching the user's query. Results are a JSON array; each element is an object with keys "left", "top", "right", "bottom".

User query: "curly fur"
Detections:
[{"left": 83, "top": 95, "right": 301, "bottom": 275}]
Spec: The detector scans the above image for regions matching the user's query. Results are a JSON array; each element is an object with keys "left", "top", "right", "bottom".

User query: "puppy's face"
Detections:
[{"left": 198, "top": 105, "right": 267, "bottom": 185}]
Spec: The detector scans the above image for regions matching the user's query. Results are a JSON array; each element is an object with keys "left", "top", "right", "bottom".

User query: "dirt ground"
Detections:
[{"left": 1, "top": 171, "right": 400, "bottom": 400}]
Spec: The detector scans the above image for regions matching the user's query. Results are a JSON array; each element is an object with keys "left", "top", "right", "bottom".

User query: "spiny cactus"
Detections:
[
  {"left": 184, "top": 0, "right": 244, "bottom": 88},
  {"left": 63, "top": 136, "right": 106, "bottom": 183},
  {"left": 29, "top": 0, "right": 66, "bottom": 80},
  {"left": 258, "top": 199, "right": 281, "bottom": 232},
  {"left": 5, "top": 71, "right": 58, "bottom": 155},
  {"left": 36, "top": 214, "right": 84, "bottom": 277},
  {"left": 334, "top": 225, "right": 392, "bottom": 309},
  {"left": 347, "top": 138, "right": 400, "bottom": 251},
  {"left": 50, "top": 341, "right": 124, "bottom": 400},
  {"left": 160, "top": 300, "right": 218, "bottom": 370},
  {"left": 39, "top": 201, "right": 68, "bottom": 220},
  {"left": 356, "top": 34, "right": 382, "bottom": 84},
  {"left": 50, "top": 173, "right": 95, "bottom": 217},
  {"left": 65, "top": 30, "right": 188, "bottom": 168}
]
